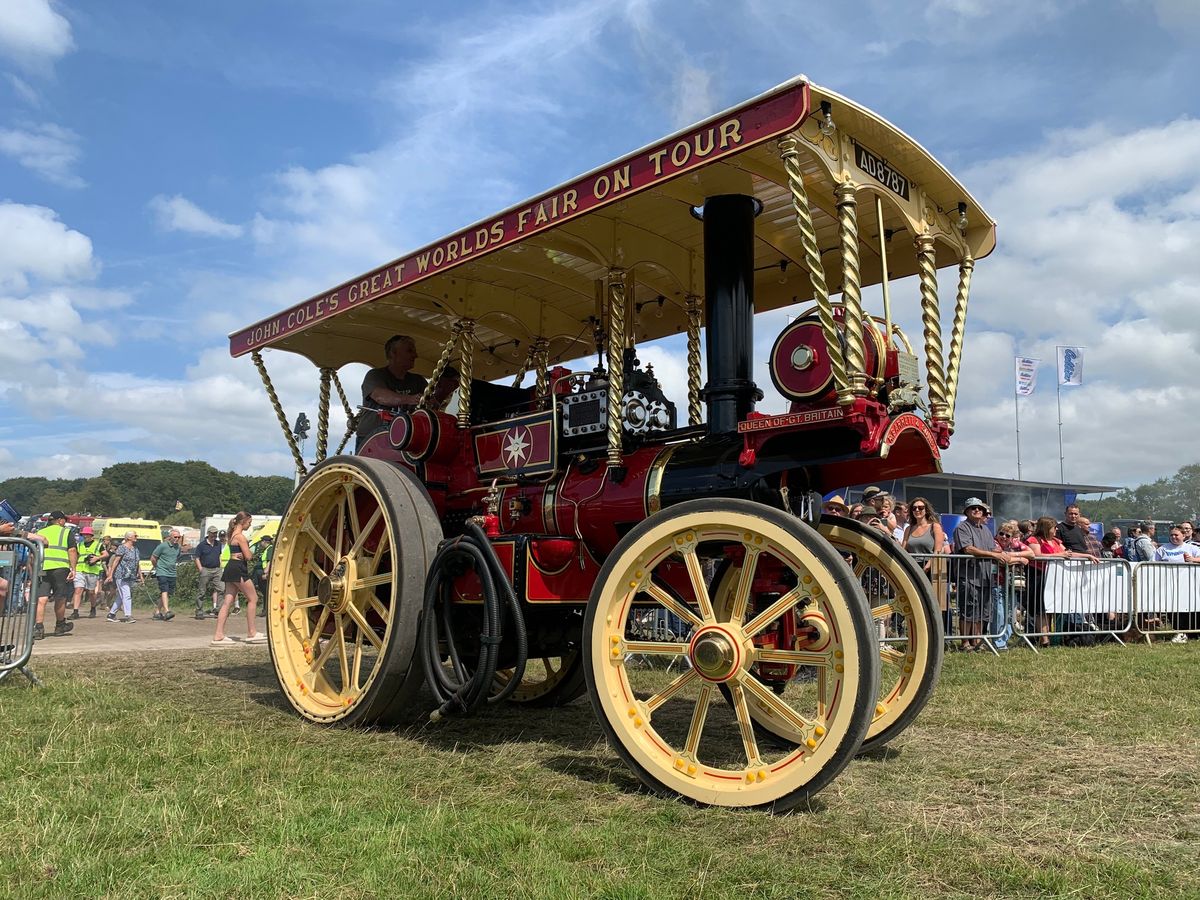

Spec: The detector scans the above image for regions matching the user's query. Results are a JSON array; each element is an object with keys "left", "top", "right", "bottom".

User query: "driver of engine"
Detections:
[{"left": 356, "top": 334, "right": 459, "bottom": 451}]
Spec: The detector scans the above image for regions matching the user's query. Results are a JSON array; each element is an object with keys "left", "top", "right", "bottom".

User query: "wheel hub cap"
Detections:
[
  {"left": 691, "top": 630, "right": 738, "bottom": 681},
  {"left": 318, "top": 560, "right": 351, "bottom": 613}
]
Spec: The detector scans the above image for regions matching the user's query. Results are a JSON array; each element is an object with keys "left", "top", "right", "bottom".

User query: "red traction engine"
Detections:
[{"left": 234, "top": 76, "right": 994, "bottom": 810}]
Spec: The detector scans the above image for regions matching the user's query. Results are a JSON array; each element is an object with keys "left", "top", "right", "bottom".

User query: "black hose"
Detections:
[{"left": 420, "top": 522, "right": 527, "bottom": 719}]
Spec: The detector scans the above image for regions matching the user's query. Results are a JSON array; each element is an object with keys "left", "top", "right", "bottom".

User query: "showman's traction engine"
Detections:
[{"left": 232, "top": 76, "right": 995, "bottom": 811}]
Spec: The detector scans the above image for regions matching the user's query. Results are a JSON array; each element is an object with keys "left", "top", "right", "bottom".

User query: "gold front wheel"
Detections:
[
  {"left": 583, "top": 499, "right": 878, "bottom": 811},
  {"left": 268, "top": 456, "right": 442, "bottom": 725}
]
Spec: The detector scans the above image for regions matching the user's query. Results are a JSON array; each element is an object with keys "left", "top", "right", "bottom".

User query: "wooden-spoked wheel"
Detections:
[
  {"left": 583, "top": 499, "right": 878, "bottom": 811},
  {"left": 494, "top": 652, "right": 586, "bottom": 706},
  {"left": 713, "top": 515, "right": 942, "bottom": 754},
  {"left": 268, "top": 456, "right": 441, "bottom": 726}
]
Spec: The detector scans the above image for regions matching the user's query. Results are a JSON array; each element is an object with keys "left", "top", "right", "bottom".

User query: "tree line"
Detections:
[
  {"left": 0, "top": 460, "right": 293, "bottom": 527},
  {"left": 1078, "top": 463, "right": 1200, "bottom": 526}
]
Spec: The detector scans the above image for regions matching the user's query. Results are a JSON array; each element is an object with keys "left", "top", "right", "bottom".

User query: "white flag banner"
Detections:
[
  {"left": 1057, "top": 346, "right": 1084, "bottom": 386},
  {"left": 1015, "top": 357, "right": 1040, "bottom": 396}
]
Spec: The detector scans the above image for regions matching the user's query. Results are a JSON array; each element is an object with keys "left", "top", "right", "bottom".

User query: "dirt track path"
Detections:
[{"left": 31, "top": 609, "right": 271, "bottom": 656}]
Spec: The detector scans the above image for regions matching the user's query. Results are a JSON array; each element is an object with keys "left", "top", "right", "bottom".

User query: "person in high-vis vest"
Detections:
[
  {"left": 71, "top": 525, "right": 107, "bottom": 619},
  {"left": 30, "top": 510, "right": 78, "bottom": 640}
]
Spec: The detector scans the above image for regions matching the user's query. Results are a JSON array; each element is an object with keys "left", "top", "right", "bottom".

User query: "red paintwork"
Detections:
[{"left": 525, "top": 538, "right": 600, "bottom": 602}]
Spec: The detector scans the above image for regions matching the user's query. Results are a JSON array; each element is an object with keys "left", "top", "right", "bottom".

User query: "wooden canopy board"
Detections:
[{"left": 229, "top": 76, "right": 996, "bottom": 379}]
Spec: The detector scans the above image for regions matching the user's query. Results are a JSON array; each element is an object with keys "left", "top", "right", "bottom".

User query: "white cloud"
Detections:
[
  {"left": 6, "top": 73, "right": 41, "bottom": 106},
  {"left": 0, "top": 122, "right": 83, "bottom": 187},
  {"left": 0, "top": 0, "right": 73, "bottom": 70},
  {"left": 0, "top": 201, "right": 94, "bottom": 290},
  {"left": 148, "top": 194, "right": 244, "bottom": 239}
]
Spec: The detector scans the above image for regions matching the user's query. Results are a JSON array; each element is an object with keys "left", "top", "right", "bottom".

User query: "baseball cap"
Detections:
[
  {"left": 207, "top": 526, "right": 219, "bottom": 533},
  {"left": 49, "top": 510, "right": 67, "bottom": 520},
  {"left": 860, "top": 486, "right": 883, "bottom": 501}
]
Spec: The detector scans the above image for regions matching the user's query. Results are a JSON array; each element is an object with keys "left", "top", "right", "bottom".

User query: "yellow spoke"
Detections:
[
  {"left": 728, "top": 683, "right": 762, "bottom": 766},
  {"left": 743, "top": 586, "right": 805, "bottom": 637},
  {"left": 623, "top": 640, "right": 687, "bottom": 656},
  {"left": 728, "top": 549, "right": 761, "bottom": 624},
  {"left": 683, "top": 548, "right": 714, "bottom": 621},
  {"left": 290, "top": 595, "right": 321, "bottom": 610},
  {"left": 353, "top": 572, "right": 393, "bottom": 591},
  {"left": 740, "top": 673, "right": 814, "bottom": 735},
  {"left": 349, "top": 508, "right": 382, "bottom": 557},
  {"left": 345, "top": 486, "right": 362, "bottom": 543},
  {"left": 351, "top": 628, "right": 364, "bottom": 691},
  {"left": 335, "top": 494, "right": 347, "bottom": 558},
  {"left": 310, "top": 628, "right": 337, "bottom": 674},
  {"left": 817, "top": 668, "right": 828, "bottom": 720},
  {"left": 645, "top": 668, "right": 699, "bottom": 714},
  {"left": 343, "top": 603, "right": 383, "bottom": 650},
  {"left": 853, "top": 559, "right": 870, "bottom": 578},
  {"left": 879, "top": 646, "right": 906, "bottom": 665},
  {"left": 303, "top": 522, "right": 338, "bottom": 566},
  {"left": 368, "top": 595, "right": 390, "bottom": 622},
  {"left": 872, "top": 603, "right": 896, "bottom": 620},
  {"left": 753, "top": 649, "right": 830, "bottom": 668},
  {"left": 309, "top": 607, "right": 330, "bottom": 644},
  {"left": 334, "top": 613, "right": 351, "bottom": 692},
  {"left": 307, "top": 559, "right": 328, "bottom": 581},
  {"left": 684, "top": 683, "right": 713, "bottom": 756},
  {"left": 643, "top": 583, "right": 703, "bottom": 629}
]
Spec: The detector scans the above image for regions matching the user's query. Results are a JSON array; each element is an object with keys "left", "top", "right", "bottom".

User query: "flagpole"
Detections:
[
  {"left": 1056, "top": 345, "right": 1065, "bottom": 484},
  {"left": 1014, "top": 377, "right": 1022, "bottom": 480}
]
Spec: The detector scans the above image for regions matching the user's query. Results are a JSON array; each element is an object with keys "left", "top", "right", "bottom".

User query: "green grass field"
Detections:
[{"left": 2, "top": 643, "right": 1199, "bottom": 899}]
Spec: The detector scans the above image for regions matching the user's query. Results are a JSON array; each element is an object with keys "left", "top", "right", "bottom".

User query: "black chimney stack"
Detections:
[{"left": 701, "top": 194, "right": 760, "bottom": 434}]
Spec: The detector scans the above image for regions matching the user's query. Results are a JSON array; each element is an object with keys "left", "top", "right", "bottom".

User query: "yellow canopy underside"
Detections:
[{"left": 232, "top": 79, "right": 996, "bottom": 378}]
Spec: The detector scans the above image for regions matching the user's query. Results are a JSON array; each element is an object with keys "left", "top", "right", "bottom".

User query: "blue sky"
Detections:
[{"left": 1, "top": 0, "right": 1198, "bottom": 489}]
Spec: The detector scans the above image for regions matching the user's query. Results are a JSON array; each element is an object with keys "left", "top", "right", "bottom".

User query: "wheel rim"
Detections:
[
  {"left": 712, "top": 518, "right": 935, "bottom": 746},
  {"left": 589, "top": 507, "right": 869, "bottom": 807},
  {"left": 270, "top": 463, "right": 400, "bottom": 722}
]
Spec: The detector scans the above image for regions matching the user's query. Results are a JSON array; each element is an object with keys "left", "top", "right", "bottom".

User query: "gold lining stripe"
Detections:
[{"left": 645, "top": 444, "right": 681, "bottom": 516}]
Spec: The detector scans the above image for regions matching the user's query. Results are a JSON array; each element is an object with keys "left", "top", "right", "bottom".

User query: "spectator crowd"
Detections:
[{"left": 820, "top": 489, "right": 1200, "bottom": 650}]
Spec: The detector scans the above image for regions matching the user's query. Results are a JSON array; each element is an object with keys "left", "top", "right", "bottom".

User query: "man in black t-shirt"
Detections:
[
  {"left": 1056, "top": 505, "right": 1090, "bottom": 553},
  {"left": 355, "top": 334, "right": 429, "bottom": 450}
]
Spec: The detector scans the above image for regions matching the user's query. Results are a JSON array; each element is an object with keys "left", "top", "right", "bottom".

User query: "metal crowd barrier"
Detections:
[
  {"left": 0, "top": 536, "right": 42, "bottom": 686},
  {"left": 1132, "top": 562, "right": 1200, "bottom": 644},
  {"left": 911, "top": 553, "right": 1013, "bottom": 655},
  {"left": 1015, "top": 557, "right": 1134, "bottom": 649}
]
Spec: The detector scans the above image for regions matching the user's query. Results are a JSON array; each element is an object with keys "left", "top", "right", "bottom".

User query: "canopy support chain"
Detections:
[
  {"left": 606, "top": 270, "right": 626, "bottom": 468},
  {"left": 419, "top": 320, "right": 466, "bottom": 410},
  {"left": 945, "top": 249, "right": 974, "bottom": 432},
  {"left": 916, "top": 234, "right": 949, "bottom": 422},
  {"left": 252, "top": 350, "right": 307, "bottom": 478},
  {"left": 315, "top": 368, "right": 332, "bottom": 461},
  {"left": 332, "top": 373, "right": 356, "bottom": 455},
  {"left": 835, "top": 181, "right": 868, "bottom": 397},
  {"left": 781, "top": 136, "right": 851, "bottom": 405},
  {"left": 457, "top": 319, "right": 476, "bottom": 428},
  {"left": 533, "top": 338, "right": 550, "bottom": 398},
  {"left": 685, "top": 294, "right": 703, "bottom": 426}
]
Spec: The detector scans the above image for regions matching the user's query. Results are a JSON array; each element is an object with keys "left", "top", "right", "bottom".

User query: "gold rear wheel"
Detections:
[
  {"left": 268, "top": 456, "right": 441, "bottom": 725},
  {"left": 583, "top": 500, "right": 878, "bottom": 811}
]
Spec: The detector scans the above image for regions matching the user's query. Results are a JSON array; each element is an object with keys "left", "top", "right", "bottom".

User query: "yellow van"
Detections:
[
  {"left": 94, "top": 518, "right": 163, "bottom": 573},
  {"left": 248, "top": 518, "right": 280, "bottom": 545}
]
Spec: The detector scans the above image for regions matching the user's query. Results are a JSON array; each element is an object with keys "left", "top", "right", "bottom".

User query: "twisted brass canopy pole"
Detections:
[
  {"left": 915, "top": 234, "right": 948, "bottom": 421},
  {"left": 685, "top": 294, "right": 703, "bottom": 426},
  {"left": 945, "top": 250, "right": 974, "bottom": 431},
  {"left": 835, "top": 182, "right": 867, "bottom": 397},
  {"left": 332, "top": 372, "right": 356, "bottom": 455},
  {"left": 315, "top": 367, "right": 332, "bottom": 461},
  {"left": 419, "top": 321, "right": 464, "bottom": 410},
  {"left": 251, "top": 350, "right": 306, "bottom": 477},
  {"left": 456, "top": 319, "right": 475, "bottom": 427},
  {"left": 780, "top": 137, "right": 850, "bottom": 404},
  {"left": 533, "top": 338, "right": 550, "bottom": 398},
  {"left": 606, "top": 272, "right": 626, "bottom": 467}
]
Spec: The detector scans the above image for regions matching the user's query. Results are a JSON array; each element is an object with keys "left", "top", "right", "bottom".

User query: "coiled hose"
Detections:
[{"left": 420, "top": 521, "right": 527, "bottom": 720}]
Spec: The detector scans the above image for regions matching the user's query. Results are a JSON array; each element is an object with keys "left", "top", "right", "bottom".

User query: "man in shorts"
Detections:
[
  {"left": 30, "top": 510, "right": 77, "bottom": 640},
  {"left": 71, "top": 525, "right": 107, "bottom": 618},
  {"left": 194, "top": 526, "right": 224, "bottom": 619},
  {"left": 149, "top": 530, "right": 182, "bottom": 621}
]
